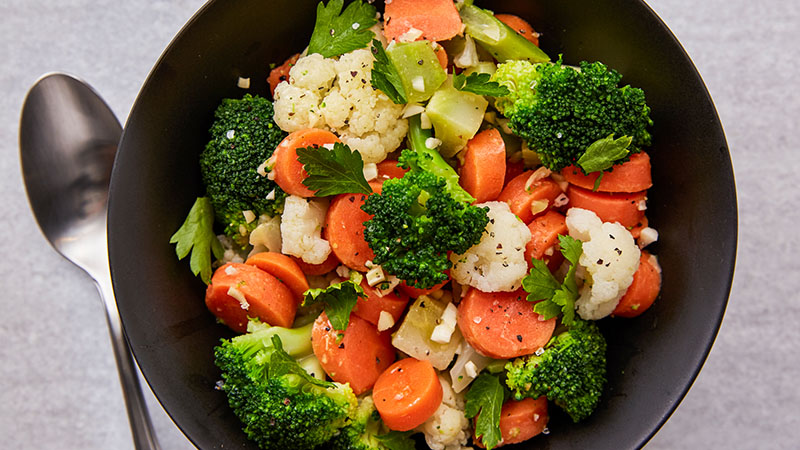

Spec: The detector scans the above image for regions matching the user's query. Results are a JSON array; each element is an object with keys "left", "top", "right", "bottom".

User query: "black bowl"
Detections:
[{"left": 108, "top": 0, "right": 737, "bottom": 448}]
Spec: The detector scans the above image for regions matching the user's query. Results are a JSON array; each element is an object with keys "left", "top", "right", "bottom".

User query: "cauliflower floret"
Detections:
[
  {"left": 566, "top": 208, "right": 640, "bottom": 320},
  {"left": 450, "top": 202, "right": 531, "bottom": 292},
  {"left": 280, "top": 195, "right": 331, "bottom": 264},
  {"left": 273, "top": 48, "right": 408, "bottom": 164},
  {"left": 419, "top": 376, "right": 472, "bottom": 450}
]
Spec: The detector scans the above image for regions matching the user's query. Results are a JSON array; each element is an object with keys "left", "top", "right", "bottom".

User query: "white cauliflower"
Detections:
[
  {"left": 419, "top": 375, "right": 472, "bottom": 450},
  {"left": 273, "top": 48, "right": 408, "bottom": 164},
  {"left": 566, "top": 208, "right": 640, "bottom": 320},
  {"left": 450, "top": 202, "right": 532, "bottom": 292},
  {"left": 280, "top": 195, "right": 331, "bottom": 264}
]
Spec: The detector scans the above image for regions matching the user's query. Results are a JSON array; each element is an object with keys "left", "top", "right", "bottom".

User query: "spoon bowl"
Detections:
[{"left": 19, "top": 73, "right": 160, "bottom": 450}]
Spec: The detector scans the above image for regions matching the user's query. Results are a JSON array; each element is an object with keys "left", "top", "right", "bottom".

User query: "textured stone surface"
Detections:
[{"left": 1, "top": 1, "right": 797, "bottom": 449}]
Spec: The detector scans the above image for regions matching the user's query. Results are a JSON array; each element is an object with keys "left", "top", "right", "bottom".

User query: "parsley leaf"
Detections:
[
  {"left": 465, "top": 373, "right": 505, "bottom": 450},
  {"left": 527, "top": 234, "right": 583, "bottom": 325},
  {"left": 268, "top": 335, "right": 335, "bottom": 388},
  {"left": 302, "top": 279, "right": 366, "bottom": 331},
  {"left": 375, "top": 431, "right": 416, "bottom": 450},
  {"left": 370, "top": 39, "right": 408, "bottom": 104},
  {"left": 307, "top": 0, "right": 378, "bottom": 58},
  {"left": 169, "top": 197, "right": 223, "bottom": 284},
  {"left": 578, "top": 134, "right": 633, "bottom": 174},
  {"left": 297, "top": 142, "right": 373, "bottom": 196},
  {"left": 453, "top": 72, "right": 511, "bottom": 97}
]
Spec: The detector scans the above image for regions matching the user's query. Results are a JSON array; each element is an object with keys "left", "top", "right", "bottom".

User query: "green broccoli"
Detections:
[
  {"left": 492, "top": 58, "right": 653, "bottom": 172},
  {"left": 361, "top": 115, "right": 490, "bottom": 289},
  {"left": 214, "top": 321, "right": 357, "bottom": 450},
  {"left": 329, "top": 396, "right": 415, "bottom": 450},
  {"left": 200, "top": 94, "right": 287, "bottom": 247},
  {"left": 504, "top": 318, "right": 607, "bottom": 423}
]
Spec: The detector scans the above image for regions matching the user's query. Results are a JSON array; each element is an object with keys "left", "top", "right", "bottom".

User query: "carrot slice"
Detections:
[
  {"left": 460, "top": 128, "right": 507, "bottom": 203},
  {"left": 567, "top": 184, "right": 647, "bottom": 228},
  {"left": 373, "top": 358, "right": 443, "bottom": 431},
  {"left": 495, "top": 14, "right": 540, "bottom": 46},
  {"left": 476, "top": 397, "right": 549, "bottom": 448},
  {"left": 291, "top": 252, "right": 340, "bottom": 276},
  {"left": 383, "top": 0, "right": 463, "bottom": 42},
  {"left": 525, "top": 210, "right": 568, "bottom": 272},
  {"left": 376, "top": 159, "right": 408, "bottom": 180},
  {"left": 613, "top": 251, "right": 661, "bottom": 318},
  {"left": 352, "top": 278, "right": 410, "bottom": 328},
  {"left": 325, "top": 192, "right": 376, "bottom": 272},
  {"left": 272, "top": 128, "right": 340, "bottom": 197},
  {"left": 505, "top": 160, "right": 526, "bottom": 186},
  {"left": 561, "top": 151, "right": 652, "bottom": 193},
  {"left": 497, "top": 173, "right": 563, "bottom": 224},
  {"left": 245, "top": 252, "right": 309, "bottom": 304},
  {"left": 397, "top": 277, "right": 450, "bottom": 298},
  {"left": 267, "top": 53, "right": 300, "bottom": 96},
  {"left": 311, "top": 312, "right": 395, "bottom": 395},
  {"left": 457, "top": 289, "right": 556, "bottom": 359},
  {"left": 205, "top": 263, "right": 297, "bottom": 332},
  {"left": 434, "top": 44, "right": 448, "bottom": 70}
]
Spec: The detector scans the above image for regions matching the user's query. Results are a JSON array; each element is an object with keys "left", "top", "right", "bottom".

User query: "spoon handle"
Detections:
[{"left": 94, "top": 274, "right": 162, "bottom": 450}]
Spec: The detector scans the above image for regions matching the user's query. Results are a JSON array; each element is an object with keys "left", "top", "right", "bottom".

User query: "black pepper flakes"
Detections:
[
  {"left": 516, "top": 335, "right": 523, "bottom": 342},
  {"left": 597, "top": 258, "right": 604, "bottom": 265}
]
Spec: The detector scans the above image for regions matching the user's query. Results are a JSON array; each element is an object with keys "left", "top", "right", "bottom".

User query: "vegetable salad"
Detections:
[{"left": 171, "top": 1, "right": 662, "bottom": 449}]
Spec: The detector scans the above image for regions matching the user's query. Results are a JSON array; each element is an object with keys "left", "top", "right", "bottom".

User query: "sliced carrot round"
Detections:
[
  {"left": 267, "top": 53, "right": 300, "bottom": 96},
  {"left": 311, "top": 312, "right": 395, "bottom": 395},
  {"left": 495, "top": 14, "right": 540, "bottom": 46},
  {"left": 325, "top": 192, "right": 376, "bottom": 272},
  {"left": 476, "top": 397, "right": 549, "bottom": 448},
  {"left": 205, "top": 263, "right": 297, "bottom": 332},
  {"left": 383, "top": 0, "right": 463, "bottom": 42},
  {"left": 613, "top": 251, "right": 661, "bottom": 318},
  {"left": 352, "top": 278, "right": 410, "bottom": 327},
  {"left": 272, "top": 128, "right": 340, "bottom": 197},
  {"left": 397, "top": 277, "right": 450, "bottom": 298},
  {"left": 245, "top": 252, "right": 309, "bottom": 304},
  {"left": 561, "top": 151, "right": 652, "bottom": 193},
  {"left": 291, "top": 252, "right": 340, "bottom": 276},
  {"left": 376, "top": 159, "right": 408, "bottom": 180},
  {"left": 567, "top": 184, "right": 647, "bottom": 228},
  {"left": 460, "top": 128, "right": 506, "bottom": 203},
  {"left": 525, "top": 210, "right": 568, "bottom": 274},
  {"left": 373, "top": 358, "right": 443, "bottom": 431},
  {"left": 457, "top": 289, "right": 556, "bottom": 359},
  {"left": 497, "top": 173, "right": 563, "bottom": 224}
]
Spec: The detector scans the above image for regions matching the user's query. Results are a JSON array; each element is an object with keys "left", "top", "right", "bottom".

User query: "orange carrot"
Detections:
[
  {"left": 561, "top": 151, "right": 652, "bottom": 193},
  {"left": 311, "top": 312, "right": 395, "bottom": 395},
  {"left": 457, "top": 289, "right": 556, "bottom": 359},
  {"left": 267, "top": 53, "right": 300, "bottom": 96},
  {"left": 433, "top": 44, "right": 449, "bottom": 70},
  {"left": 373, "top": 357, "right": 443, "bottom": 431},
  {"left": 505, "top": 160, "right": 526, "bottom": 186},
  {"left": 245, "top": 252, "right": 309, "bottom": 304},
  {"left": 613, "top": 251, "right": 661, "bottom": 318},
  {"left": 376, "top": 159, "right": 408, "bottom": 180},
  {"left": 630, "top": 216, "right": 649, "bottom": 240},
  {"left": 272, "top": 128, "right": 340, "bottom": 197},
  {"left": 476, "top": 397, "right": 549, "bottom": 448},
  {"left": 525, "top": 210, "right": 568, "bottom": 272},
  {"left": 495, "top": 14, "right": 540, "bottom": 46},
  {"left": 205, "top": 263, "right": 297, "bottom": 332},
  {"left": 397, "top": 277, "right": 450, "bottom": 298},
  {"left": 460, "top": 128, "right": 507, "bottom": 203},
  {"left": 291, "top": 252, "right": 340, "bottom": 276},
  {"left": 567, "top": 184, "right": 647, "bottom": 228},
  {"left": 352, "top": 278, "right": 410, "bottom": 328},
  {"left": 497, "top": 173, "right": 563, "bottom": 224},
  {"left": 325, "top": 192, "right": 376, "bottom": 272},
  {"left": 383, "top": 0, "right": 462, "bottom": 42}
]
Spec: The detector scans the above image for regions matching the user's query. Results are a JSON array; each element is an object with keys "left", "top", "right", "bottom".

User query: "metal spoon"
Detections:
[{"left": 19, "top": 73, "right": 160, "bottom": 450}]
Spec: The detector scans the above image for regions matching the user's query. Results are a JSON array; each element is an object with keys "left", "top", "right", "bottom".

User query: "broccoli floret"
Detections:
[
  {"left": 362, "top": 115, "right": 490, "bottom": 289},
  {"left": 504, "top": 318, "right": 607, "bottom": 422},
  {"left": 200, "top": 94, "right": 287, "bottom": 247},
  {"left": 492, "top": 58, "right": 653, "bottom": 172},
  {"left": 330, "top": 396, "right": 408, "bottom": 450},
  {"left": 214, "top": 321, "right": 357, "bottom": 450}
]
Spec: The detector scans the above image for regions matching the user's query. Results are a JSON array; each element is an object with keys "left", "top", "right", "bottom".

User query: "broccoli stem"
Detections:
[{"left": 233, "top": 321, "right": 314, "bottom": 359}]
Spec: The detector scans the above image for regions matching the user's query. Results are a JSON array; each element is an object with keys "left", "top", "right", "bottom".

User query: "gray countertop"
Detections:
[{"left": 1, "top": 0, "right": 797, "bottom": 448}]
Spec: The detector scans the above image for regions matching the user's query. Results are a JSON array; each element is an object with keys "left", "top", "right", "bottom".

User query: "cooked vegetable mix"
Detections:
[{"left": 171, "top": 1, "right": 662, "bottom": 448}]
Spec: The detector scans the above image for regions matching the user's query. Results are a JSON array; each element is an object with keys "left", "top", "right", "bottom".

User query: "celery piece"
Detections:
[
  {"left": 425, "top": 76, "right": 489, "bottom": 157},
  {"left": 459, "top": 4, "right": 550, "bottom": 63},
  {"left": 465, "top": 61, "right": 498, "bottom": 77},
  {"left": 386, "top": 41, "right": 447, "bottom": 104},
  {"left": 391, "top": 295, "right": 462, "bottom": 370}
]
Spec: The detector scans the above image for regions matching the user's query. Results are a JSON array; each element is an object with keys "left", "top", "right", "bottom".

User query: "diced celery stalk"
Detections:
[
  {"left": 386, "top": 41, "right": 447, "bottom": 104},
  {"left": 391, "top": 295, "right": 462, "bottom": 370},
  {"left": 465, "top": 61, "right": 498, "bottom": 77},
  {"left": 459, "top": 4, "right": 550, "bottom": 63},
  {"left": 426, "top": 76, "right": 488, "bottom": 157}
]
